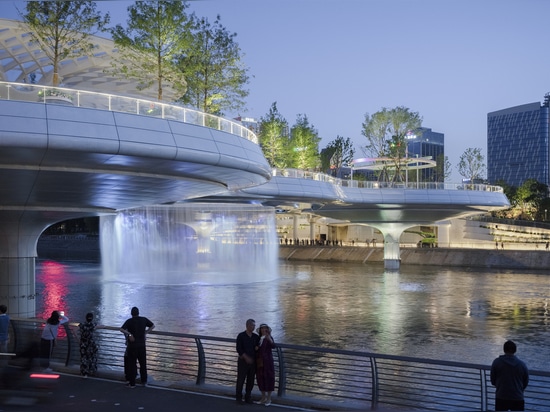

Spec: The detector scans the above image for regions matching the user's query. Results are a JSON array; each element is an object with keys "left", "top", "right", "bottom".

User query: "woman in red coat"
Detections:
[{"left": 256, "top": 324, "right": 276, "bottom": 406}]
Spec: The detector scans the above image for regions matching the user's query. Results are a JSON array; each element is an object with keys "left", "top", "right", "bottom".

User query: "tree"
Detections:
[
  {"left": 361, "top": 108, "right": 391, "bottom": 158},
  {"left": 320, "top": 136, "right": 355, "bottom": 176},
  {"left": 289, "top": 114, "right": 321, "bottom": 170},
  {"left": 433, "top": 154, "right": 452, "bottom": 182},
  {"left": 457, "top": 147, "right": 486, "bottom": 183},
  {"left": 515, "top": 179, "right": 548, "bottom": 220},
  {"left": 110, "top": 1, "right": 193, "bottom": 101},
  {"left": 177, "top": 15, "right": 250, "bottom": 116},
  {"left": 19, "top": 1, "right": 110, "bottom": 86},
  {"left": 361, "top": 106, "right": 422, "bottom": 183},
  {"left": 258, "top": 102, "right": 290, "bottom": 169}
]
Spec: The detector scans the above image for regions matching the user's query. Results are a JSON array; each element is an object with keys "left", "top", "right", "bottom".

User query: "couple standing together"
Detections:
[{"left": 236, "top": 319, "right": 275, "bottom": 406}]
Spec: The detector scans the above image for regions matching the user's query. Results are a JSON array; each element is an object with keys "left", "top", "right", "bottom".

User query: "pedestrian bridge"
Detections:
[{"left": 0, "top": 81, "right": 509, "bottom": 316}]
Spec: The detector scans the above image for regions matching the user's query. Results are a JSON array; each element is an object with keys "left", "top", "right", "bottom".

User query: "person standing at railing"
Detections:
[
  {"left": 490, "top": 340, "right": 529, "bottom": 411},
  {"left": 78, "top": 312, "right": 101, "bottom": 378},
  {"left": 120, "top": 307, "right": 155, "bottom": 388},
  {"left": 0, "top": 305, "right": 9, "bottom": 367},
  {"left": 40, "top": 310, "right": 69, "bottom": 371},
  {"left": 236, "top": 318, "right": 260, "bottom": 404},
  {"left": 255, "top": 323, "right": 276, "bottom": 406}
]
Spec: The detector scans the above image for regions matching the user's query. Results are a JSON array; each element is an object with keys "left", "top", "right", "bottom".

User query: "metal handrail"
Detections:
[
  {"left": 7, "top": 319, "right": 550, "bottom": 411},
  {"left": 0, "top": 81, "right": 258, "bottom": 144},
  {"left": 273, "top": 168, "right": 505, "bottom": 192}
]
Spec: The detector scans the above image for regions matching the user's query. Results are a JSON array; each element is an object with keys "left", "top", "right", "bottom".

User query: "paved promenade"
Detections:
[
  {"left": 0, "top": 368, "right": 413, "bottom": 412},
  {"left": 0, "top": 372, "right": 313, "bottom": 412}
]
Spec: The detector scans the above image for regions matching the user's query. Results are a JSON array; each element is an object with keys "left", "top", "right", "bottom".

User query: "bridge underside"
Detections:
[{"left": 0, "top": 100, "right": 271, "bottom": 316}]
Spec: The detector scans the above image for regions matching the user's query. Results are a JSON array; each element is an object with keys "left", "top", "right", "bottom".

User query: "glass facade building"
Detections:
[
  {"left": 487, "top": 96, "right": 550, "bottom": 188},
  {"left": 406, "top": 127, "right": 445, "bottom": 182}
]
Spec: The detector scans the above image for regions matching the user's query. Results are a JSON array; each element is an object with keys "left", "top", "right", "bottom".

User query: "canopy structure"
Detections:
[
  {"left": 0, "top": 18, "right": 178, "bottom": 101},
  {"left": 351, "top": 156, "right": 437, "bottom": 171}
]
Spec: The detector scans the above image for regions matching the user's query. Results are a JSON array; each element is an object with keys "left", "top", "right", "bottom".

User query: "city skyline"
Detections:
[{"left": 2, "top": 0, "right": 549, "bottom": 183}]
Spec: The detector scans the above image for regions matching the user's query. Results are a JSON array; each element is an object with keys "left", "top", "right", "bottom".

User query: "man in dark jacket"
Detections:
[
  {"left": 235, "top": 318, "right": 260, "bottom": 404},
  {"left": 120, "top": 307, "right": 155, "bottom": 388},
  {"left": 490, "top": 340, "right": 529, "bottom": 411}
]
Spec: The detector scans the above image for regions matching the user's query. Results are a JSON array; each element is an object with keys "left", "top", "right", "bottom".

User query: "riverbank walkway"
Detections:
[{"left": 3, "top": 369, "right": 406, "bottom": 412}]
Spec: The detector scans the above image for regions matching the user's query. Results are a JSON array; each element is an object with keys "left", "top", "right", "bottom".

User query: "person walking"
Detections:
[
  {"left": 490, "top": 340, "right": 529, "bottom": 411},
  {"left": 78, "top": 312, "right": 100, "bottom": 377},
  {"left": 255, "top": 323, "right": 276, "bottom": 406},
  {"left": 0, "top": 304, "right": 9, "bottom": 367},
  {"left": 235, "top": 318, "right": 259, "bottom": 404},
  {"left": 40, "top": 310, "right": 69, "bottom": 371},
  {"left": 120, "top": 307, "right": 155, "bottom": 388}
]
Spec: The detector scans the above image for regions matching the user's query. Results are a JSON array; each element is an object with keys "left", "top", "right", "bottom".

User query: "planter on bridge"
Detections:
[{"left": 38, "top": 89, "right": 74, "bottom": 106}]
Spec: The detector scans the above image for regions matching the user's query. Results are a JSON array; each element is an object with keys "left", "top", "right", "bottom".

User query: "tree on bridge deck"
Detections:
[
  {"left": 109, "top": 1, "right": 193, "bottom": 101},
  {"left": 19, "top": 1, "right": 110, "bottom": 87},
  {"left": 258, "top": 102, "right": 290, "bottom": 169},
  {"left": 290, "top": 114, "right": 321, "bottom": 170},
  {"left": 361, "top": 106, "right": 422, "bottom": 183}
]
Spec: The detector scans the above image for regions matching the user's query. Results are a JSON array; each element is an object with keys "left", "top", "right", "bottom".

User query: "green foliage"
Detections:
[
  {"left": 457, "top": 147, "right": 485, "bottom": 182},
  {"left": 19, "top": 1, "right": 110, "bottom": 86},
  {"left": 491, "top": 179, "right": 550, "bottom": 221},
  {"left": 289, "top": 114, "right": 321, "bottom": 170},
  {"left": 433, "top": 154, "right": 451, "bottom": 182},
  {"left": 177, "top": 15, "right": 249, "bottom": 116},
  {"left": 109, "top": 0, "right": 193, "bottom": 101},
  {"left": 258, "top": 102, "right": 290, "bottom": 169},
  {"left": 321, "top": 136, "right": 355, "bottom": 175},
  {"left": 361, "top": 106, "right": 422, "bottom": 183}
]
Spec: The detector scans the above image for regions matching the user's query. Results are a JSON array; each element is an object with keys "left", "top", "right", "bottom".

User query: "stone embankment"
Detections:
[{"left": 279, "top": 246, "right": 550, "bottom": 270}]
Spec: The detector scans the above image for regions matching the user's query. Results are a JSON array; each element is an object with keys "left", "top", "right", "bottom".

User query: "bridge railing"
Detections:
[
  {"left": 8, "top": 318, "right": 549, "bottom": 411},
  {"left": 273, "top": 168, "right": 504, "bottom": 192},
  {"left": 0, "top": 81, "right": 257, "bottom": 144}
]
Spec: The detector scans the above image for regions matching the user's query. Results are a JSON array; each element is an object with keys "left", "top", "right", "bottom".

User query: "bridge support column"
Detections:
[
  {"left": 292, "top": 214, "right": 298, "bottom": 242},
  {"left": 0, "top": 217, "right": 45, "bottom": 317},
  {"left": 372, "top": 224, "right": 412, "bottom": 270}
]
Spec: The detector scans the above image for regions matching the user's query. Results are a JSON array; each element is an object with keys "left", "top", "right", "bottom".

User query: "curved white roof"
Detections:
[{"left": 0, "top": 18, "right": 177, "bottom": 100}]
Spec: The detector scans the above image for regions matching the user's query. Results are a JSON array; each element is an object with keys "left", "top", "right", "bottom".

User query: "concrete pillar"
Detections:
[
  {"left": 308, "top": 215, "right": 315, "bottom": 242},
  {"left": 292, "top": 214, "right": 298, "bottom": 241},
  {"left": 437, "top": 221, "right": 451, "bottom": 248},
  {"left": 0, "top": 216, "right": 45, "bottom": 317},
  {"left": 371, "top": 223, "right": 414, "bottom": 270}
]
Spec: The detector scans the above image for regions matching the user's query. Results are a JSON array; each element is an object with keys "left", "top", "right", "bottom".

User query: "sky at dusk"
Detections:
[{"left": 2, "top": 0, "right": 549, "bottom": 182}]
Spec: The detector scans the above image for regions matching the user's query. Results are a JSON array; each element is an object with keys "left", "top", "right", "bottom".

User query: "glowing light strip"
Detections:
[{"left": 30, "top": 373, "right": 60, "bottom": 379}]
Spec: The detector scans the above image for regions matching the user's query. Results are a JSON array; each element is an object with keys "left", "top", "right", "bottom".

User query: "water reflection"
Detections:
[{"left": 35, "top": 260, "right": 550, "bottom": 371}]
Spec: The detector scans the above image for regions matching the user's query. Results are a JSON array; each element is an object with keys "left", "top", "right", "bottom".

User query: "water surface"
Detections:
[{"left": 35, "top": 260, "right": 550, "bottom": 370}]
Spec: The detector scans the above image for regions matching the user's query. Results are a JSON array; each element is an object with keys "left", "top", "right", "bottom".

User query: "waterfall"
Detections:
[{"left": 100, "top": 203, "right": 279, "bottom": 285}]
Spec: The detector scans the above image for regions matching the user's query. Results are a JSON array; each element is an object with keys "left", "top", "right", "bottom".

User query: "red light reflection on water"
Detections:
[{"left": 36, "top": 261, "right": 69, "bottom": 337}]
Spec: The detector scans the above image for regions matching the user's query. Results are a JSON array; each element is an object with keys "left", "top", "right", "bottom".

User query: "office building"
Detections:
[
  {"left": 487, "top": 94, "right": 550, "bottom": 187},
  {"left": 405, "top": 127, "right": 445, "bottom": 182}
]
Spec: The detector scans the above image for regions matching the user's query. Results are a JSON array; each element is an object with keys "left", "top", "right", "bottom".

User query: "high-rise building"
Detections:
[
  {"left": 405, "top": 127, "right": 445, "bottom": 182},
  {"left": 487, "top": 94, "right": 550, "bottom": 187}
]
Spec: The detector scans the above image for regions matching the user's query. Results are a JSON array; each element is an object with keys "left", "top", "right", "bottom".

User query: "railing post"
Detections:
[
  {"left": 480, "top": 369, "right": 488, "bottom": 411},
  {"left": 275, "top": 346, "right": 286, "bottom": 397},
  {"left": 370, "top": 356, "right": 379, "bottom": 410},
  {"left": 194, "top": 337, "right": 206, "bottom": 385},
  {"left": 62, "top": 322, "right": 72, "bottom": 367}
]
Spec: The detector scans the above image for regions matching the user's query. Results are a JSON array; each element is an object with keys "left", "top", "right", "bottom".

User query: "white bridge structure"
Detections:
[{"left": 0, "top": 81, "right": 509, "bottom": 316}]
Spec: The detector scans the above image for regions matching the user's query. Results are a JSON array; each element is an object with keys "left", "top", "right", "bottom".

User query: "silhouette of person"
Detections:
[
  {"left": 490, "top": 340, "right": 529, "bottom": 411},
  {"left": 255, "top": 324, "right": 276, "bottom": 406},
  {"left": 40, "top": 310, "right": 69, "bottom": 371},
  {"left": 120, "top": 307, "right": 155, "bottom": 388},
  {"left": 0, "top": 305, "right": 9, "bottom": 367},
  {"left": 235, "top": 318, "right": 259, "bottom": 404},
  {"left": 79, "top": 312, "right": 100, "bottom": 377}
]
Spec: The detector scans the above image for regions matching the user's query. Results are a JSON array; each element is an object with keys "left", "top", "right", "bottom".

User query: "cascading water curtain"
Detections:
[{"left": 101, "top": 203, "right": 279, "bottom": 285}]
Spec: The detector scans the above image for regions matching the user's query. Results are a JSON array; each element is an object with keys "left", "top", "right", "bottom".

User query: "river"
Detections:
[{"left": 35, "top": 259, "right": 550, "bottom": 371}]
